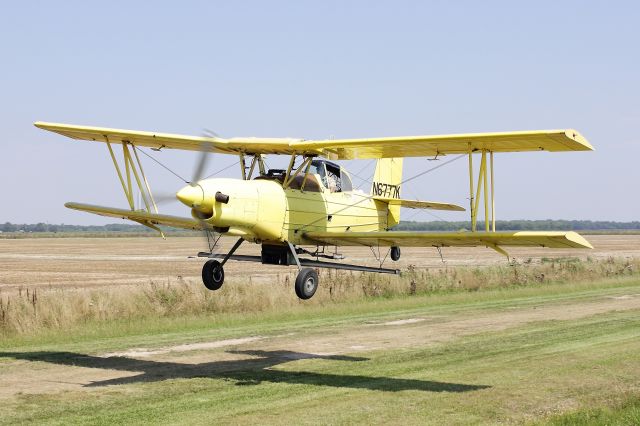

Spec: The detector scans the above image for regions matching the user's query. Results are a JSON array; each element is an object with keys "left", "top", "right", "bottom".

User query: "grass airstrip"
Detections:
[{"left": 0, "top": 237, "right": 639, "bottom": 424}]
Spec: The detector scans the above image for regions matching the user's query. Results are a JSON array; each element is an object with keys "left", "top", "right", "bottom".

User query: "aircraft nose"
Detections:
[{"left": 176, "top": 185, "right": 204, "bottom": 208}]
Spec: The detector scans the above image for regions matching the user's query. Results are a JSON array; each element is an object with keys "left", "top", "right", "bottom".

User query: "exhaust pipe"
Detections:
[{"left": 215, "top": 192, "right": 230, "bottom": 204}]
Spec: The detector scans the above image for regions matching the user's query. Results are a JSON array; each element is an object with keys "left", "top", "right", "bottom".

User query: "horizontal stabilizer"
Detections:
[
  {"left": 303, "top": 230, "right": 593, "bottom": 250},
  {"left": 373, "top": 197, "right": 465, "bottom": 211}
]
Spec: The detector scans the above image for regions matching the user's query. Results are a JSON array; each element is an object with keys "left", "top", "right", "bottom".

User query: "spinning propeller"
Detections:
[
  {"left": 148, "top": 130, "right": 217, "bottom": 209},
  {"left": 137, "top": 129, "right": 222, "bottom": 249},
  {"left": 184, "top": 131, "right": 224, "bottom": 250}
]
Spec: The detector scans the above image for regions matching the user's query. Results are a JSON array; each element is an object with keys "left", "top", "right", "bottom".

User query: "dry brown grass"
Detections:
[
  {"left": 2, "top": 235, "right": 639, "bottom": 291},
  {"left": 1, "top": 256, "right": 638, "bottom": 338}
]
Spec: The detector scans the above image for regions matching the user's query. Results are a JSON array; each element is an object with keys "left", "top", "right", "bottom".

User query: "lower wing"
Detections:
[
  {"left": 303, "top": 230, "right": 593, "bottom": 249},
  {"left": 65, "top": 202, "right": 203, "bottom": 231},
  {"left": 65, "top": 202, "right": 254, "bottom": 238}
]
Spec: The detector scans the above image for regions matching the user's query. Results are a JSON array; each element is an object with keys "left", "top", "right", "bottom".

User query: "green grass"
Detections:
[
  {"left": 543, "top": 395, "right": 640, "bottom": 425},
  {"left": 1, "top": 277, "right": 640, "bottom": 424},
  {"left": 1, "top": 311, "right": 639, "bottom": 424}
]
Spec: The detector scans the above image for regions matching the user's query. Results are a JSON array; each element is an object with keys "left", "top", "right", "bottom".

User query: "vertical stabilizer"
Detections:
[{"left": 371, "top": 158, "right": 403, "bottom": 228}]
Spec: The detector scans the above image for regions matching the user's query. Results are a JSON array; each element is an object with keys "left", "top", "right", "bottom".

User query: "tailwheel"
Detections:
[
  {"left": 202, "top": 259, "right": 225, "bottom": 290},
  {"left": 294, "top": 268, "right": 319, "bottom": 300},
  {"left": 391, "top": 246, "right": 401, "bottom": 261}
]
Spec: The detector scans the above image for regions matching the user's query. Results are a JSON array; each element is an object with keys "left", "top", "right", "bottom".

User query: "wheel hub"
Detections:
[
  {"left": 304, "top": 277, "right": 315, "bottom": 293},
  {"left": 213, "top": 268, "right": 223, "bottom": 281}
]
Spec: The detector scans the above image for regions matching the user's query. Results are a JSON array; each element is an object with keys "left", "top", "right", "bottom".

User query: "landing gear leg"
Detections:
[
  {"left": 201, "top": 238, "right": 244, "bottom": 291},
  {"left": 286, "top": 241, "right": 320, "bottom": 300}
]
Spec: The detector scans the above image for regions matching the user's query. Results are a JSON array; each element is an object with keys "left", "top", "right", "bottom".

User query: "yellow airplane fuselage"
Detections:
[{"left": 176, "top": 177, "right": 386, "bottom": 245}]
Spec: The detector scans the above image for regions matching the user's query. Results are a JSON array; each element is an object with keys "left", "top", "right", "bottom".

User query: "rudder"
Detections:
[{"left": 371, "top": 158, "right": 403, "bottom": 228}]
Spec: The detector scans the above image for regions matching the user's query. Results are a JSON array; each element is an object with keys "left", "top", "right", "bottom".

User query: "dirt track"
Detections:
[
  {"left": 1, "top": 290, "right": 639, "bottom": 399},
  {"left": 0, "top": 235, "right": 639, "bottom": 290}
]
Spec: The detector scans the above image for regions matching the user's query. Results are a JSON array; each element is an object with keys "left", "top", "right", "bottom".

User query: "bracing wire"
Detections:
[
  {"left": 403, "top": 207, "right": 447, "bottom": 223},
  {"left": 296, "top": 153, "right": 466, "bottom": 232},
  {"left": 350, "top": 159, "right": 376, "bottom": 189},
  {"left": 202, "top": 161, "right": 237, "bottom": 179},
  {"left": 351, "top": 159, "right": 375, "bottom": 180},
  {"left": 135, "top": 144, "right": 464, "bottom": 232},
  {"left": 135, "top": 146, "right": 238, "bottom": 183},
  {"left": 401, "top": 154, "right": 466, "bottom": 186},
  {"left": 135, "top": 146, "right": 189, "bottom": 183}
]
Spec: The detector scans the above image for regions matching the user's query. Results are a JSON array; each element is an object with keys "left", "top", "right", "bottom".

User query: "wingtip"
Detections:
[
  {"left": 64, "top": 202, "right": 83, "bottom": 211},
  {"left": 565, "top": 231, "right": 594, "bottom": 249},
  {"left": 565, "top": 129, "right": 594, "bottom": 151},
  {"left": 34, "top": 121, "right": 62, "bottom": 132}
]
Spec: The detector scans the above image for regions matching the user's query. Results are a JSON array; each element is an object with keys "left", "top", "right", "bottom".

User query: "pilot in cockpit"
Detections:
[{"left": 310, "top": 160, "right": 352, "bottom": 193}]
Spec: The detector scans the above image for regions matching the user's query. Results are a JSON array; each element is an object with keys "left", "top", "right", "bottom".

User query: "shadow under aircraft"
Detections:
[{"left": 1, "top": 349, "right": 490, "bottom": 393}]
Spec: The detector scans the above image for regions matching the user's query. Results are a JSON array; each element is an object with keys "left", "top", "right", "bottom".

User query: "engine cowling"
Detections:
[{"left": 177, "top": 178, "right": 287, "bottom": 242}]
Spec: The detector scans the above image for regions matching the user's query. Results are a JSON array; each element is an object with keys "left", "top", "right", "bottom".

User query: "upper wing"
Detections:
[
  {"left": 293, "top": 129, "right": 593, "bottom": 159},
  {"left": 373, "top": 197, "right": 465, "bottom": 211},
  {"left": 36, "top": 122, "right": 592, "bottom": 159},
  {"left": 303, "top": 230, "right": 593, "bottom": 249},
  {"left": 35, "top": 122, "right": 308, "bottom": 156}
]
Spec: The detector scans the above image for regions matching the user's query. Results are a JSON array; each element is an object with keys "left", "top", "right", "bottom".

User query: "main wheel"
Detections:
[
  {"left": 202, "top": 259, "right": 225, "bottom": 290},
  {"left": 294, "top": 268, "right": 319, "bottom": 300},
  {"left": 391, "top": 246, "right": 401, "bottom": 261}
]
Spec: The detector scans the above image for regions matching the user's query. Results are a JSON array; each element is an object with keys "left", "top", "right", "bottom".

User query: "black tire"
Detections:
[
  {"left": 391, "top": 246, "right": 401, "bottom": 261},
  {"left": 202, "top": 259, "right": 224, "bottom": 290},
  {"left": 294, "top": 268, "right": 319, "bottom": 300}
]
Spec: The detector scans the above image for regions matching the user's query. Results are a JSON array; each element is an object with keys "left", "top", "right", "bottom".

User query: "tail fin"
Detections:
[{"left": 371, "top": 158, "right": 403, "bottom": 228}]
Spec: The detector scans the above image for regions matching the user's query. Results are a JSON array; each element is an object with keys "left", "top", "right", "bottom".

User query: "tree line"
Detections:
[
  {"left": 0, "top": 222, "right": 152, "bottom": 233},
  {"left": 1, "top": 220, "right": 639, "bottom": 233}
]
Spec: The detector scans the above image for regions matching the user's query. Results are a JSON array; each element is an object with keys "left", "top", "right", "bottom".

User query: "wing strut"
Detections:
[
  {"left": 468, "top": 147, "right": 496, "bottom": 232},
  {"left": 486, "top": 243, "right": 509, "bottom": 260},
  {"left": 105, "top": 139, "right": 163, "bottom": 237}
]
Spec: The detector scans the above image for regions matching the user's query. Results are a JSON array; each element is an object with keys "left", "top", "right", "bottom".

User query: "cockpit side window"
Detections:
[
  {"left": 340, "top": 169, "right": 353, "bottom": 192},
  {"left": 309, "top": 160, "right": 326, "bottom": 182},
  {"left": 310, "top": 160, "right": 352, "bottom": 193},
  {"left": 325, "top": 163, "right": 342, "bottom": 192}
]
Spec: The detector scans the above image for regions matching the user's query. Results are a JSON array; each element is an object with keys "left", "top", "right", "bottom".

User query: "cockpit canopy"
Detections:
[
  {"left": 256, "top": 159, "right": 353, "bottom": 193},
  {"left": 309, "top": 160, "right": 353, "bottom": 192}
]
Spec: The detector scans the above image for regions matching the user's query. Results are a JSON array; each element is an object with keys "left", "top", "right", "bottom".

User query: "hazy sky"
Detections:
[{"left": 1, "top": 1, "right": 639, "bottom": 224}]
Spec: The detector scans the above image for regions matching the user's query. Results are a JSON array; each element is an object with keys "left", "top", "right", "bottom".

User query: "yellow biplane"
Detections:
[{"left": 36, "top": 122, "right": 593, "bottom": 299}]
